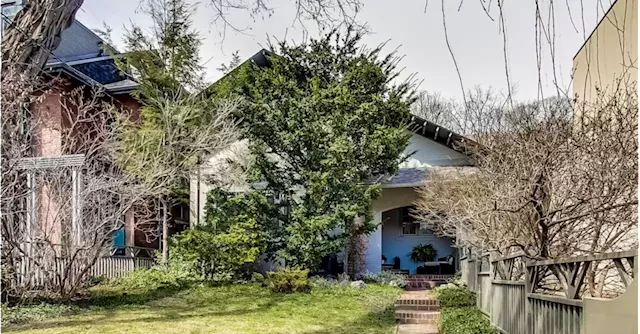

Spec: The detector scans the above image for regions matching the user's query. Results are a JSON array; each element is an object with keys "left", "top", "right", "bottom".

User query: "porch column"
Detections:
[
  {"left": 364, "top": 210, "right": 383, "bottom": 274},
  {"left": 125, "top": 210, "right": 136, "bottom": 248}
]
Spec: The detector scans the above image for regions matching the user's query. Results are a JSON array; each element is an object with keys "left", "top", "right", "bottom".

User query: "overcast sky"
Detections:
[{"left": 76, "top": 0, "right": 610, "bottom": 101}]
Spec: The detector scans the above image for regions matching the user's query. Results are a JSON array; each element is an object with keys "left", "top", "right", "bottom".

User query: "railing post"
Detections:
[{"left": 524, "top": 260, "right": 533, "bottom": 334}]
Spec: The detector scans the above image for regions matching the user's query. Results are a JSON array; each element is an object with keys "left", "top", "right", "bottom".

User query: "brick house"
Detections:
[{"left": 2, "top": 7, "right": 188, "bottom": 257}]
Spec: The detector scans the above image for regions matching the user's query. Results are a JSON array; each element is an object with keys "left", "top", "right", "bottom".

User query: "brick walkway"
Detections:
[{"left": 395, "top": 290, "right": 439, "bottom": 334}]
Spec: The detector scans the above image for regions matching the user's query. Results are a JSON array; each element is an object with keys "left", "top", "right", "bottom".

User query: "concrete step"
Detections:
[
  {"left": 397, "top": 324, "right": 439, "bottom": 334},
  {"left": 395, "top": 310, "right": 440, "bottom": 325}
]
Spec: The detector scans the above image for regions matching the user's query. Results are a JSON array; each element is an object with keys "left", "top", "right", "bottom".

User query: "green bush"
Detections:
[
  {"left": 168, "top": 189, "right": 275, "bottom": 282},
  {"left": 266, "top": 267, "right": 311, "bottom": 293},
  {"left": 439, "top": 307, "right": 497, "bottom": 334},
  {"left": 309, "top": 276, "right": 337, "bottom": 288},
  {"left": 1, "top": 302, "right": 77, "bottom": 326},
  {"left": 110, "top": 260, "right": 196, "bottom": 292},
  {"left": 251, "top": 272, "right": 265, "bottom": 284},
  {"left": 362, "top": 271, "right": 406, "bottom": 287},
  {"left": 433, "top": 283, "right": 476, "bottom": 307}
]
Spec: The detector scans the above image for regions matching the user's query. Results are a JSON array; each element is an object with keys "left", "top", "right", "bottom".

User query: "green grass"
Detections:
[{"left": 3, "top": 284, "right": 401, "bottom": 334}]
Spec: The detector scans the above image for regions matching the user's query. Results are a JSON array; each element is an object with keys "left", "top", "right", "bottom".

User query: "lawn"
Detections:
[{"left": 3, "top": 284, "right": 401, "bottom": 334}]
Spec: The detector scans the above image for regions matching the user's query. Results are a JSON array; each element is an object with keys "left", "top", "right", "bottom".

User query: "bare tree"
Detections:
[
  {"left": 207, "top": 0, "right": 363, "bottom": 38},
  {"left": 0, "top": 69, "right": 152, "bottom": 298},
  {"left": 1, "top": 0, "right": 84, "bottom": 78},
  {"left": 112, "top": 93, "right": 242, "bottom": 263},
  {"left": 413, "top": 83, "right": 637, "bottom": 295}
]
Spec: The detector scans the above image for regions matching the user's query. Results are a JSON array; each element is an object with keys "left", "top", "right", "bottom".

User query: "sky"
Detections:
[{"left": 75, "top": 0, "right": 610, "bottom": 101}]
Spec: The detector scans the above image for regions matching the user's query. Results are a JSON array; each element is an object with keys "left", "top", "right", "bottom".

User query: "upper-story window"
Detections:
[{"left": 1, "top": 0, "right": 25, "bottom": 31}]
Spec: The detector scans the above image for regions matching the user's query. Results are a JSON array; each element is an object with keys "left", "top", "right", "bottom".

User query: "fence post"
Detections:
[{"left": 524, "top": 259, "right": 532, "bottom": 334}]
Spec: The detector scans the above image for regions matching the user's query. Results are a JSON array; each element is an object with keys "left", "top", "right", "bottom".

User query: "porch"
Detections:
[{"left": 364, "top": 186, "right": 458, "bottom": 275}]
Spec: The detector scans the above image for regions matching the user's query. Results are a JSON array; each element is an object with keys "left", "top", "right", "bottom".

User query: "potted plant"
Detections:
[
  {"left": 410, "top": 244, "right": 437, "bottom": 262},
  {"left": 381, "top": 254, "right": 387, "bottom": 264}
]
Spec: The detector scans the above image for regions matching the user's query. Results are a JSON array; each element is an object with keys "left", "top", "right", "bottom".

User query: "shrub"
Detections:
[
  {"left": 83, "top": 275, "right": 108, "bottom": 288},
  {"left": 111, "top": 260, "right": 196, "bottom": 292},
  {"left": 440, "top": 307, "right": 497, "bottom": 334},
  {"left": 168, "top": 189, "right": 274, "bottom": 282},
  {"left": 266, "top": 267, "right": 311, "bottom": 293},
  {"left": 251, "top": 272, "right": 265, "bottom": 284},
  {"left": 309, "top": 276, "right": 340, "bottom": 288},
  {"left": 1, "top": 302, "right": 77, "bottom": 326},
  {"left": 433, "top": 283, "right": 475, "bottom": 307},
  {"left": 362, "top": 271, "right": 406, "bottom": 287}
]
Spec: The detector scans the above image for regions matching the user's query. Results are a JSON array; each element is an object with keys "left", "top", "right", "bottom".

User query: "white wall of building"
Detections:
[
  {"left": 365, "top": 187, "right": 421, "bottom": 273},
  {"left": 399, "top": 132, "right": 471, "bottom": 168}
]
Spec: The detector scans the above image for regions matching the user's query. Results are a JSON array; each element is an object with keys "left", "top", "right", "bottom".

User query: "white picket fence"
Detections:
[
  {"left": 12, "top": 256, "right": 155, "bottom": 289},
  {"left": 90, "top": 257, "right": 155, "bottom": 278}
]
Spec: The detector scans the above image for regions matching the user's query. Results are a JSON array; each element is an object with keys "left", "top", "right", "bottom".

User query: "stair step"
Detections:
[
  {"left": 397, "top": 324, "right": 439, "bottom": 334},
  {"left": 405, "top": 282, "right": 437, "bottom": 289},
  {"left": 395, "top": 298, "right": 439, "bottom": 311},
  {"left": 395, "top": 310, "right": 440, "bottom": 325},
  {"left": 395, "top": 304, "right": 440, "bottom": 311}
]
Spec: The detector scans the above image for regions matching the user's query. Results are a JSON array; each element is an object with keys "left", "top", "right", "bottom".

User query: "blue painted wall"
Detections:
[{"left": 381, "top": 209, "right": 454, "bottom": 274}]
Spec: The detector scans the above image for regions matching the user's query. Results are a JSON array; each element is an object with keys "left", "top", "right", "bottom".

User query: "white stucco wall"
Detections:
[
  {"left": 365, "top": 187, "right": 421, "bottom": 273},
  {"left": 399, "top": 132, "right": 471, "bottom": 168},
  {"left": 365, "top": 134, "right": 468, "bottom": 273}
]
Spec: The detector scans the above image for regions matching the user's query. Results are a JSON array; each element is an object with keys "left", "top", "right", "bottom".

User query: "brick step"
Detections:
[
  {"left": 395, "top": 298, "right": 439, "bottom": 311},
  {"left": 395, "top": 304, "right": 440, "bottom": 311},
  {"left": 395, "top": 310, "right": 440, "bottom": 325},
  {"left": 407, "top": 275, "right": 452, "bottom": 280},
  {"left": 405, "top": 281, "right": 437, "bottom": 289}
]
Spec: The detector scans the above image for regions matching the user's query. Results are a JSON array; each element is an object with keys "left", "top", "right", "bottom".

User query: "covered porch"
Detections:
[{"left": 365, "top": 185, "right": 457, "bottom": 275}]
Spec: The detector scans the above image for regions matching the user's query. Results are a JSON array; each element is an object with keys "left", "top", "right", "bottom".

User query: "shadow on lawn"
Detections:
[
  {"left": 3, "top": 285, "right": 288, "bottom": 333},
  {"left": 301, "top": 304, "right": 397, "bottom": 334}
]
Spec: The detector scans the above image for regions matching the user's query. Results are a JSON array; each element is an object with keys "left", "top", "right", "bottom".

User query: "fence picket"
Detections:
[{"left": 12, "top": 256, "right": 155, "bottom": 290}]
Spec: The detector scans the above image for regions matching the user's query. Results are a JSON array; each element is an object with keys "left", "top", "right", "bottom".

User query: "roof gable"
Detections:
[{"left": 49, "top": 20, "right": 107, "bottom": 63}]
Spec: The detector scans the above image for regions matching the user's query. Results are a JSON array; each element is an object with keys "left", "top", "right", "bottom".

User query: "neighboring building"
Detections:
[
  {"left": 572, "top": 0, "right": 638, "bottom": 106},
  {"left": 190, "top": 50, "right": 476, "bottom": 275},
  {"left": 3, "top": 13, "right": 187, "bottom": 257}
]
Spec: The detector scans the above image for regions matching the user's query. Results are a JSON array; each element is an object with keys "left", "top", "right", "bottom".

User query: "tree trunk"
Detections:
[
  {"left": 162, "top": 198, "right": 168, "bottom": 264},
  {"left": 346, "top": 217, "right": 366, "bottom": 279},
  {"left": 1, "top": 0, "right": 84, "bottom": 78}
]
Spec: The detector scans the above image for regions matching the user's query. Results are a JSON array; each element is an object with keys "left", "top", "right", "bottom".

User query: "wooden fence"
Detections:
[
  {"left": 459, "top": 249, "right": 638, "bottom": 334},
  {"left": 12, "top": 256, "right": 155, "bottom": 289}
]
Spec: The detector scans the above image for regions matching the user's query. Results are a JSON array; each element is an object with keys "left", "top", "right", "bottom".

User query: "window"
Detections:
[
  {"left": 400, "top": 207, "right": 417, "bottom": 235},
  {"left": 400, "top": 206, "right": 434, "bottom": 235},
  {"left": 402, "top": 222, "right": 417, "bottom": 235}
]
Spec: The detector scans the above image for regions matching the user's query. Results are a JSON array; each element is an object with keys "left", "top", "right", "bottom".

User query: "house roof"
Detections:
[
  {"left": 43, "top": 20, "right": 138, "bottom": 95},
  {"left": 48, "top": 20, "right": 108, "bottom": 63},
  {"left": 407, "top": 114, "right": 477, "bottom": 157}
]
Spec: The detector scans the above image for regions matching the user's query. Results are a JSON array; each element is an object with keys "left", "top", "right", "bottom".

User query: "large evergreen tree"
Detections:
[{"left": 224, "top": 29, "right": 416, "bottom": 273}]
